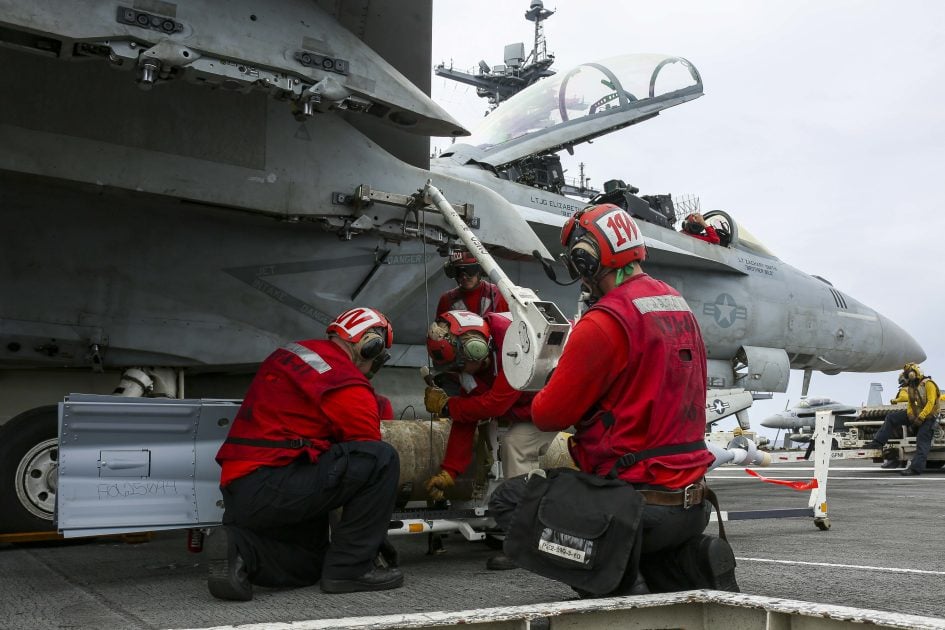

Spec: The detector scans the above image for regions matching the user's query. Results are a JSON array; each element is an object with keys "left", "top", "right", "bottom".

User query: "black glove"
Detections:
[{"left": 376, "top": 536, "right": 399, "bottom": 568}]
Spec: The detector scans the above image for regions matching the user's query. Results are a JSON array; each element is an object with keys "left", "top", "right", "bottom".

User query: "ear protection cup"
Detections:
[
  {"left": 356, "top": 329, "right": 385, "bottom": 360},
  {"left": 460, "top": 333, "right": 490, "bottom": 362},
  {"left": 443, "top": 261, "right": 457, "bottom": 280},
  {"left": 569, "top": 238, "right": 601, "bottom": 279}
]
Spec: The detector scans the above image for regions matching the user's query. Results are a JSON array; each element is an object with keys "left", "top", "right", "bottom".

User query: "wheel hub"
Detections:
[{"left": 15, "top": 438, "right": 58, "bottom": 521}]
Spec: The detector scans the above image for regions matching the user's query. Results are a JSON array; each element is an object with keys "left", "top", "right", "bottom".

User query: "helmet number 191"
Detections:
[{"left": 600, "top": 211, "right": 639, "bottom": 252}]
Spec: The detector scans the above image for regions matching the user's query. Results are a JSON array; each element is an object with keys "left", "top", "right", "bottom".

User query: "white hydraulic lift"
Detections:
[{"left": 709, "top": 407, "right": 878, "bottom": 531}]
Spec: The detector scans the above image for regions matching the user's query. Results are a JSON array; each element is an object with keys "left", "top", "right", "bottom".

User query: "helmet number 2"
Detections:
[{"left": 600, "top": 211, "right": 639, "bottom": 252}]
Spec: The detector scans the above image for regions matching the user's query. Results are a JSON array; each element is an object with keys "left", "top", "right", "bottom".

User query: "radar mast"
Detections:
[{"left": 434, "top": 1, "right": 556, "bottom": 111}]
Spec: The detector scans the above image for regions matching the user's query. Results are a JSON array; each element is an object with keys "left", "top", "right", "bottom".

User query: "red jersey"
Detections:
[
  {"left": 436, "top": 281, "right": 508, "bottom": 318},
  {"left": 532, "top": 274, "right": 713, "bottom": 488},
  {"left": 685, "top": 225, "right": 720, "bottom": 245},
  {"left": 216, "top": 340, "right": 381, "bottom": 486}
]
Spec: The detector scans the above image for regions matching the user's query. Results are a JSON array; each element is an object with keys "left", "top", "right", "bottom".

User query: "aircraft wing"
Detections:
[
  {"left": 443, "top": 54, "right": 703, "bottom": 169},
  {"left": 0, "top": 0, "right": 466, "bottom": 141}
]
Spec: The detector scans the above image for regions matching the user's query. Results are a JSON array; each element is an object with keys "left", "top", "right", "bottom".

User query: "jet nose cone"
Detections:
[
  {"left": 870, "top": 313, "right": 925, "bottom": 371},
  {"left": 759, "top": 416, "right": 778, "bottom": 429}
]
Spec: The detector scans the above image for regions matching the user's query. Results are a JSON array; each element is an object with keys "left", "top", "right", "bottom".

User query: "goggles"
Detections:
[{"left": 454, "top": 264, "right": 482, "bottom": 278}]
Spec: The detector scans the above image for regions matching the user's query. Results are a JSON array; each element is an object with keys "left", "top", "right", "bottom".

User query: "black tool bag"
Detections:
[{"left": 504, "top": 468, "right": 645, "bottom": 596}]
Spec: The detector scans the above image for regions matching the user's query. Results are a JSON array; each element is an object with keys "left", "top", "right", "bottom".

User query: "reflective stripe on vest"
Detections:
[
  {"left": 451, "top": 284, "right": 497, "bottom": 316},
  {"left": 632, "top": 295, "right": 691, "bottom": 315},
  {"left": 282, "top": 342, "right": 332, "bottom": 374}
]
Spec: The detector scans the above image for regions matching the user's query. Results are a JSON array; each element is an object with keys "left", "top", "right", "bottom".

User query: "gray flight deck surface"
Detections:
[{"left": 2, "top": 462, "right": 943, "bottom": 629}]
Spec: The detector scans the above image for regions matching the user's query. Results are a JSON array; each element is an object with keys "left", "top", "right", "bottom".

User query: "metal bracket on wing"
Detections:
[{"left": 331, "top": 184, "right": 478, "bottom": 243}]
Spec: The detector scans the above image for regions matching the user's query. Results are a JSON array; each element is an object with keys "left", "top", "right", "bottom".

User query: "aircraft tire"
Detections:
[{"left": 0, "top": 406, "right": 58, "bottom": 534}]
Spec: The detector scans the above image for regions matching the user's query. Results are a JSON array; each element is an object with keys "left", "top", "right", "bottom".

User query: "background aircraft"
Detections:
[
  {"left": 0, "top": 0, "right": 926, "bottom": 536},
  {"left": 760, "top": 396, "right": 858, "bottom": 444}
]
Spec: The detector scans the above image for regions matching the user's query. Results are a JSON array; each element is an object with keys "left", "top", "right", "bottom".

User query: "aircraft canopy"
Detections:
[{"left": 447, "top": 53, "right": 702, "bottom": 167}]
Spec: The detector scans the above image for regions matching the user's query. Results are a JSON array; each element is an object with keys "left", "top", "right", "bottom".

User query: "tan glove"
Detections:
[
  {"left": 424, "top": 386, "right": 449, "bottom": 416},
  {"left": 425, "top": 469, "right": 455, "bottom": 501}
]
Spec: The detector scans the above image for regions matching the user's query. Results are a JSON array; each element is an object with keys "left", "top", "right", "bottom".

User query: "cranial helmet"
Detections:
[
  {"left": 559, "top": 203, "right": 646, "bottom": 280},
  {"left": 444, "top": 250, "right": 482, "bottom": 280},
  {"left": 426, "top": 310, "right": 491, "bottom": 370},
  {"left": 327, "top": 307, "right": 393, "bottom": 360},
  {"left": 682, "top": 214, "right": 702, "bottom": 234},
  {"left": 902, "top": 362, "right": 923, "bottom": 382}
]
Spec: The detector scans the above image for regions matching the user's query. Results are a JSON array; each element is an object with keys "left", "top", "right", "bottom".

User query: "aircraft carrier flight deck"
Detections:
[{"left": 2, "top": 461, "right": 943, "bottom": 629}]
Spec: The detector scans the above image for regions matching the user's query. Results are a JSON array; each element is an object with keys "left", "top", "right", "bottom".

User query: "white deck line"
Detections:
[{"left": 737, "top": 557, "right": 945, "bottom": 576}]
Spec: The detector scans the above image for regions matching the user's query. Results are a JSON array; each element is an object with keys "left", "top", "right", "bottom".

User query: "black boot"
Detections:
[
  {"left": 486, "top": 553, "right": 517, "bottom": 570},
  {"left": 320, "top": 566, "right": 404, "bottom": 593},
  {"left": 700, "top": 536, "right": 739, "bottom": 592},
  {"left": 207, "top": 527, "right": 253, "bottom": 601},
  {"left": 880, "top": 459, "right": 901, "bottom": 469},
  {"left": 676, "top": 535, "right": 739, "bottom": 592}
]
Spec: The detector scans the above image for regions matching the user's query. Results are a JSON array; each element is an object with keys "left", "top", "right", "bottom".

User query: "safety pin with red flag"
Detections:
[{"left": 744, "top": 468, "right": 818, "bottom": 491}]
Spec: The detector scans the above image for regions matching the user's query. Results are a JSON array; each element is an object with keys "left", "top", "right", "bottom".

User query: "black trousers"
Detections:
[
  {"left": 490, "top": 474, "right": 711, "bottom": 590},
  {"left": 874, "top": 410, "right": 936, "bottom": 473},
  {"left": 221, "top": 440, "right": 399, "bottom": 587}
]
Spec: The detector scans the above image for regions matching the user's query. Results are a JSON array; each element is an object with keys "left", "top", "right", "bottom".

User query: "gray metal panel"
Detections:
[
  {"left": 98, "top": 450, "right": 151, "bottom": 477},
  {"left": 193, "top": 401, "right": 237, "bottom": 525},
  {"left": 58, "top": 394, "right": 204, "bottom": 536},
  {"left": 0, "top": 52, "right": 268, "bottom": 169},
  {"left": 0, "top": 0, "right": 464, "bottom": 137}
]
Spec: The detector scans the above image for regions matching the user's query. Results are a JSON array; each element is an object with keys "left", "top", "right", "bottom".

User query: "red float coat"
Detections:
[
  {"left": 216, "top": 340, "right": 381, "bottom": 486},
  {"left": 532, "top": 274, "right": 714, "bottom": 488},
  {"left": 685, "top": 225, "right": 720, "bottom": 245},
  {"left": 439, "top": 312, "right": 535, "bottom": 478},
  {"left": 436, "top": 281, "right": 508, "bottom": 318}
]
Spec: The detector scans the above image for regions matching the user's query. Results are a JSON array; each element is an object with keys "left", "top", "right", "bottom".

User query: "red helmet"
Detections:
[
  {"left": 560, "top": 204, "right": 645, "bottom": 279},
  {"left": 449, "top": 250, "right": 478, "bottom": 266},
  {"left": 444, "top": 250, "right": 482, "bottom": 280},
  {"left": 327, "top": 307, "right": 393, "bottom": 360},
  {"left": 427, "top": 310, "right": 491, "bottom": 369}
]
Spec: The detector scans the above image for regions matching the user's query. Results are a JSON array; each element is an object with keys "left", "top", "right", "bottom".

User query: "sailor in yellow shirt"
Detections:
[{"left": 864, "top": 363, "right": 940, "bottom": 475}]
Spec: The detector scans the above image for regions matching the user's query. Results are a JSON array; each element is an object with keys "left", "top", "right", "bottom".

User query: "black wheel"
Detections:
[
  {"left": 926, "top": 461, "right": 945, "bottom": 469},
  {"left": 0, "top": 406, "right": 59, "bottom": 534}
]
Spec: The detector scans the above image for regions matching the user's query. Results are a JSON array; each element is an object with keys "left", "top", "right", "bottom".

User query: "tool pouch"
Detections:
[{"left": 504, "top": 467, "right": 644, "bottom": 595}]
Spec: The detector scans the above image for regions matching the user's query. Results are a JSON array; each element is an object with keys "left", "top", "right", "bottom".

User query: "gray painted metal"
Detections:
[
  {"left": 0, "top": 0, "right": 465, "bottom": 138},
  {"left": 56, "top": 394, "right": 500, "bottom": 536},
  {"left": 58, "top": 395, "right": 233, "bottom": 536}
]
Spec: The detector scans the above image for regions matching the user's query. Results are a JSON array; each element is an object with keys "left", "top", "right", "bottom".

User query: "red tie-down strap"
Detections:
[{"left": 744, "top": 468, "right": 818, "bottom": 491}]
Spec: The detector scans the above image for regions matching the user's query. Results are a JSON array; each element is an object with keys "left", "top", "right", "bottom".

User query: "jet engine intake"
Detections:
[{"left": 733, "top": 346, "right": 790, "bottom": 393}]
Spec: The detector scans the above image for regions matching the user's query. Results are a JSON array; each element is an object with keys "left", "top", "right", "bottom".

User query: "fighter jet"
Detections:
[
  {"left": 431, "top": 53, "right": 925, "bottom": 397},
  {"left": 760, "top": 397, "right": 858, "bottom": 442},
  {"left": 0, "top": 1, "right": 925, "bottom": 537}
]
